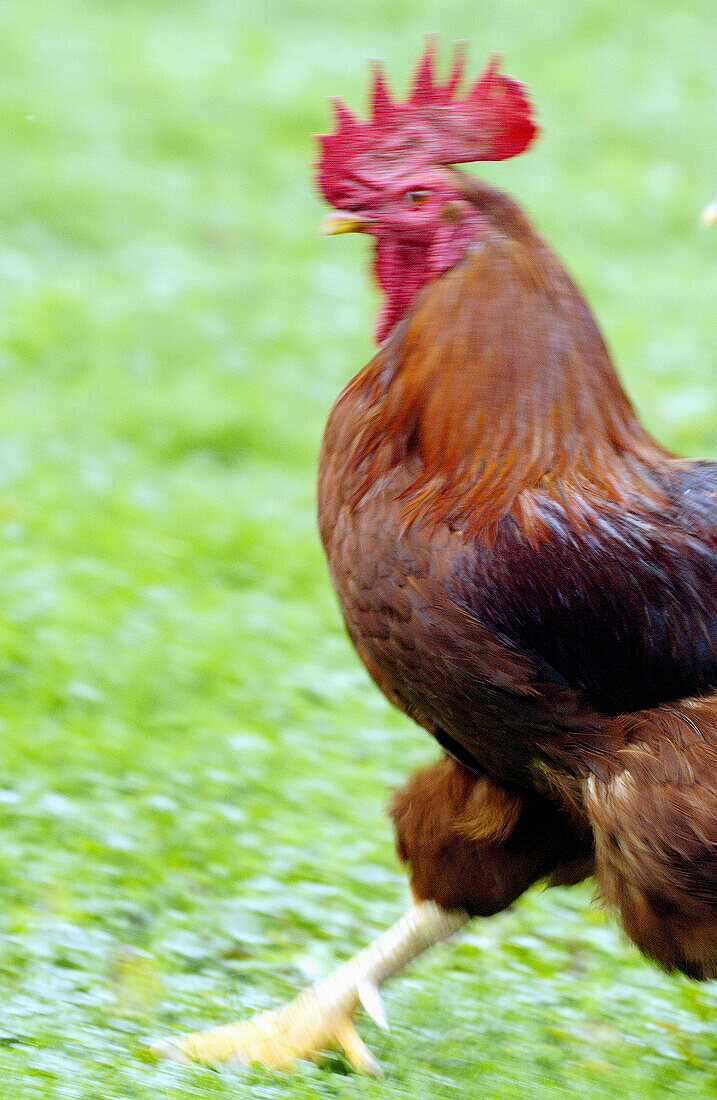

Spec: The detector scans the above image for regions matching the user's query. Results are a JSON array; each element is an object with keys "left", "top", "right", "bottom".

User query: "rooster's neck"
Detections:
[{"left": 351, "top": 228, "right": 671, "bottom": 541}]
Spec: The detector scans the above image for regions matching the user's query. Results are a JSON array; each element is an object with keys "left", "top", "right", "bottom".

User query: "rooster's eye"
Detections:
[{"left": 404, "top": 189, "right": 431, "bottom": 208}]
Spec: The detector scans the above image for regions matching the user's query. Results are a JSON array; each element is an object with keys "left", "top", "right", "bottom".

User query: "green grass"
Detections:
[{"left": 0, "top": 0, "right": 715, "bottom": 1096}]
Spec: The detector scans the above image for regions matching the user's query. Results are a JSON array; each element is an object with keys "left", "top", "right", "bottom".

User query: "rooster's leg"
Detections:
[{"left": 152, "top": 900, "right": 468, "bottom": 1075}]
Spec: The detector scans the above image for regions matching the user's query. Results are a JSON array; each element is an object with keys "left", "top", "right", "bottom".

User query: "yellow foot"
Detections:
[
  {"left": 151, "top": 977, "right": 384, "bottom": 1075},
  {"left": 152, "top": 901, "right": 467, "bottom": 1076}
]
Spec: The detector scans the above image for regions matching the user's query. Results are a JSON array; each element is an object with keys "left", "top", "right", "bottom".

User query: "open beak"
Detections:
[
  {"left": 319, "top": 212, "right": 372, "bottom": 235},
  {"left": 700, "top": 200, "right": 717, "bottom": 227}
]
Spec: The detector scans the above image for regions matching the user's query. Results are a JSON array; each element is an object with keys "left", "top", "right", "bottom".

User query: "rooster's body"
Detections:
[
  {"left": 158, "top": 46, "right": 717, "bottom": 1075},
  {"left": 319, "top": 171, "right": 717, "bottom": 977}
]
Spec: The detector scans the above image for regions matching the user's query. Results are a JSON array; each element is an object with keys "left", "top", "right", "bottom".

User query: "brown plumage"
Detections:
[
  {"left": 389, "top": 757, "right": 593, "bottom": 915},
  {"left": 317, "top": 49, "right": 717, "bottom": 982}
]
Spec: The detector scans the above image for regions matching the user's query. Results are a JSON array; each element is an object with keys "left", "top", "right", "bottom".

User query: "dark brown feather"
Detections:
[
  {"left": 587, "top": 695, "right": 717, "bottom": 978},
  {"left": 390, "top": 756, "right": 592, "bottom": 915}
]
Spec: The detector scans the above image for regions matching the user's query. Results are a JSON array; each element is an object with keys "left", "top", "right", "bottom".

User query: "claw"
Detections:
[
  {"left": 335, "top": 1019, "right": 383, "bottom": 1076},
  {"left": 358, "top": 980, "right": 389, "bottom": 1031},
  {"left": 152, "top": 901, "right": 468, "bottom": 1076}
]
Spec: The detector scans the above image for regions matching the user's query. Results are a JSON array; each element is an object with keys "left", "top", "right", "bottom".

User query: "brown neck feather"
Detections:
[{"left": 348, "top": 185, "right": 671, "bottom": 542}]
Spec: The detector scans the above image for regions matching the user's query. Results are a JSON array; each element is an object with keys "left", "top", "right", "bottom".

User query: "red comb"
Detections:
[{"left": 316, "top": 41, "right": 538, "bottom": 208}]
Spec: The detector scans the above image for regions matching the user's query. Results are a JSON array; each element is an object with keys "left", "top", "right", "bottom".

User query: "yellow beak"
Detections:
[
  {"left": 700, "top": 200, "right": 717, "bottom": 227},
  {"left": 319, "top": 212, "right": 371, "bottom": 235}
]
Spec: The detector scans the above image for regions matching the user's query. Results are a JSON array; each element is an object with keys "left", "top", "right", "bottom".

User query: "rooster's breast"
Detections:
[{"left": 317, "top": 383, "right": 590, "bottom": 787}]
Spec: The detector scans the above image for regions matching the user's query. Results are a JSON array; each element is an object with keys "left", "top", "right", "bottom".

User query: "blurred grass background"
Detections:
[{"left": 0, "top": 0, "right": 715, "bottom": 1096}]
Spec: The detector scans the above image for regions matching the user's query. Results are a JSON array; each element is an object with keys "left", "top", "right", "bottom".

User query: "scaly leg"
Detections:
[{"left": 153, "top": 900, "right": 468, "bottom": 1075}]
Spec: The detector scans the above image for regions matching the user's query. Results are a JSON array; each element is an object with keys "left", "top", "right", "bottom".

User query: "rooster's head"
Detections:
[{"left": 316, "top": 40, "right": 538, "bottom": 342}]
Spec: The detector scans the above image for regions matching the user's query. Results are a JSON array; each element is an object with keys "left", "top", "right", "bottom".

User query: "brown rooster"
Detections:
[{"left": 156, "top": 44, "right": 717, "bottom": 1075}]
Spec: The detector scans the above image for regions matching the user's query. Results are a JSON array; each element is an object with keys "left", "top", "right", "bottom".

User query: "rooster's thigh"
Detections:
[
  {"left": 587, "top": 752, "right": 717, "bottom": 981},
  {"left": 390, "top": 756, "right": 593, "bottom": 916}
]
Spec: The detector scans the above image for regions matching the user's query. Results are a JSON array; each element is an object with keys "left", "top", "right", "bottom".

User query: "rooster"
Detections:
[{"left": 156, "top": 44, "right": 717, "bottom": 1075}]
